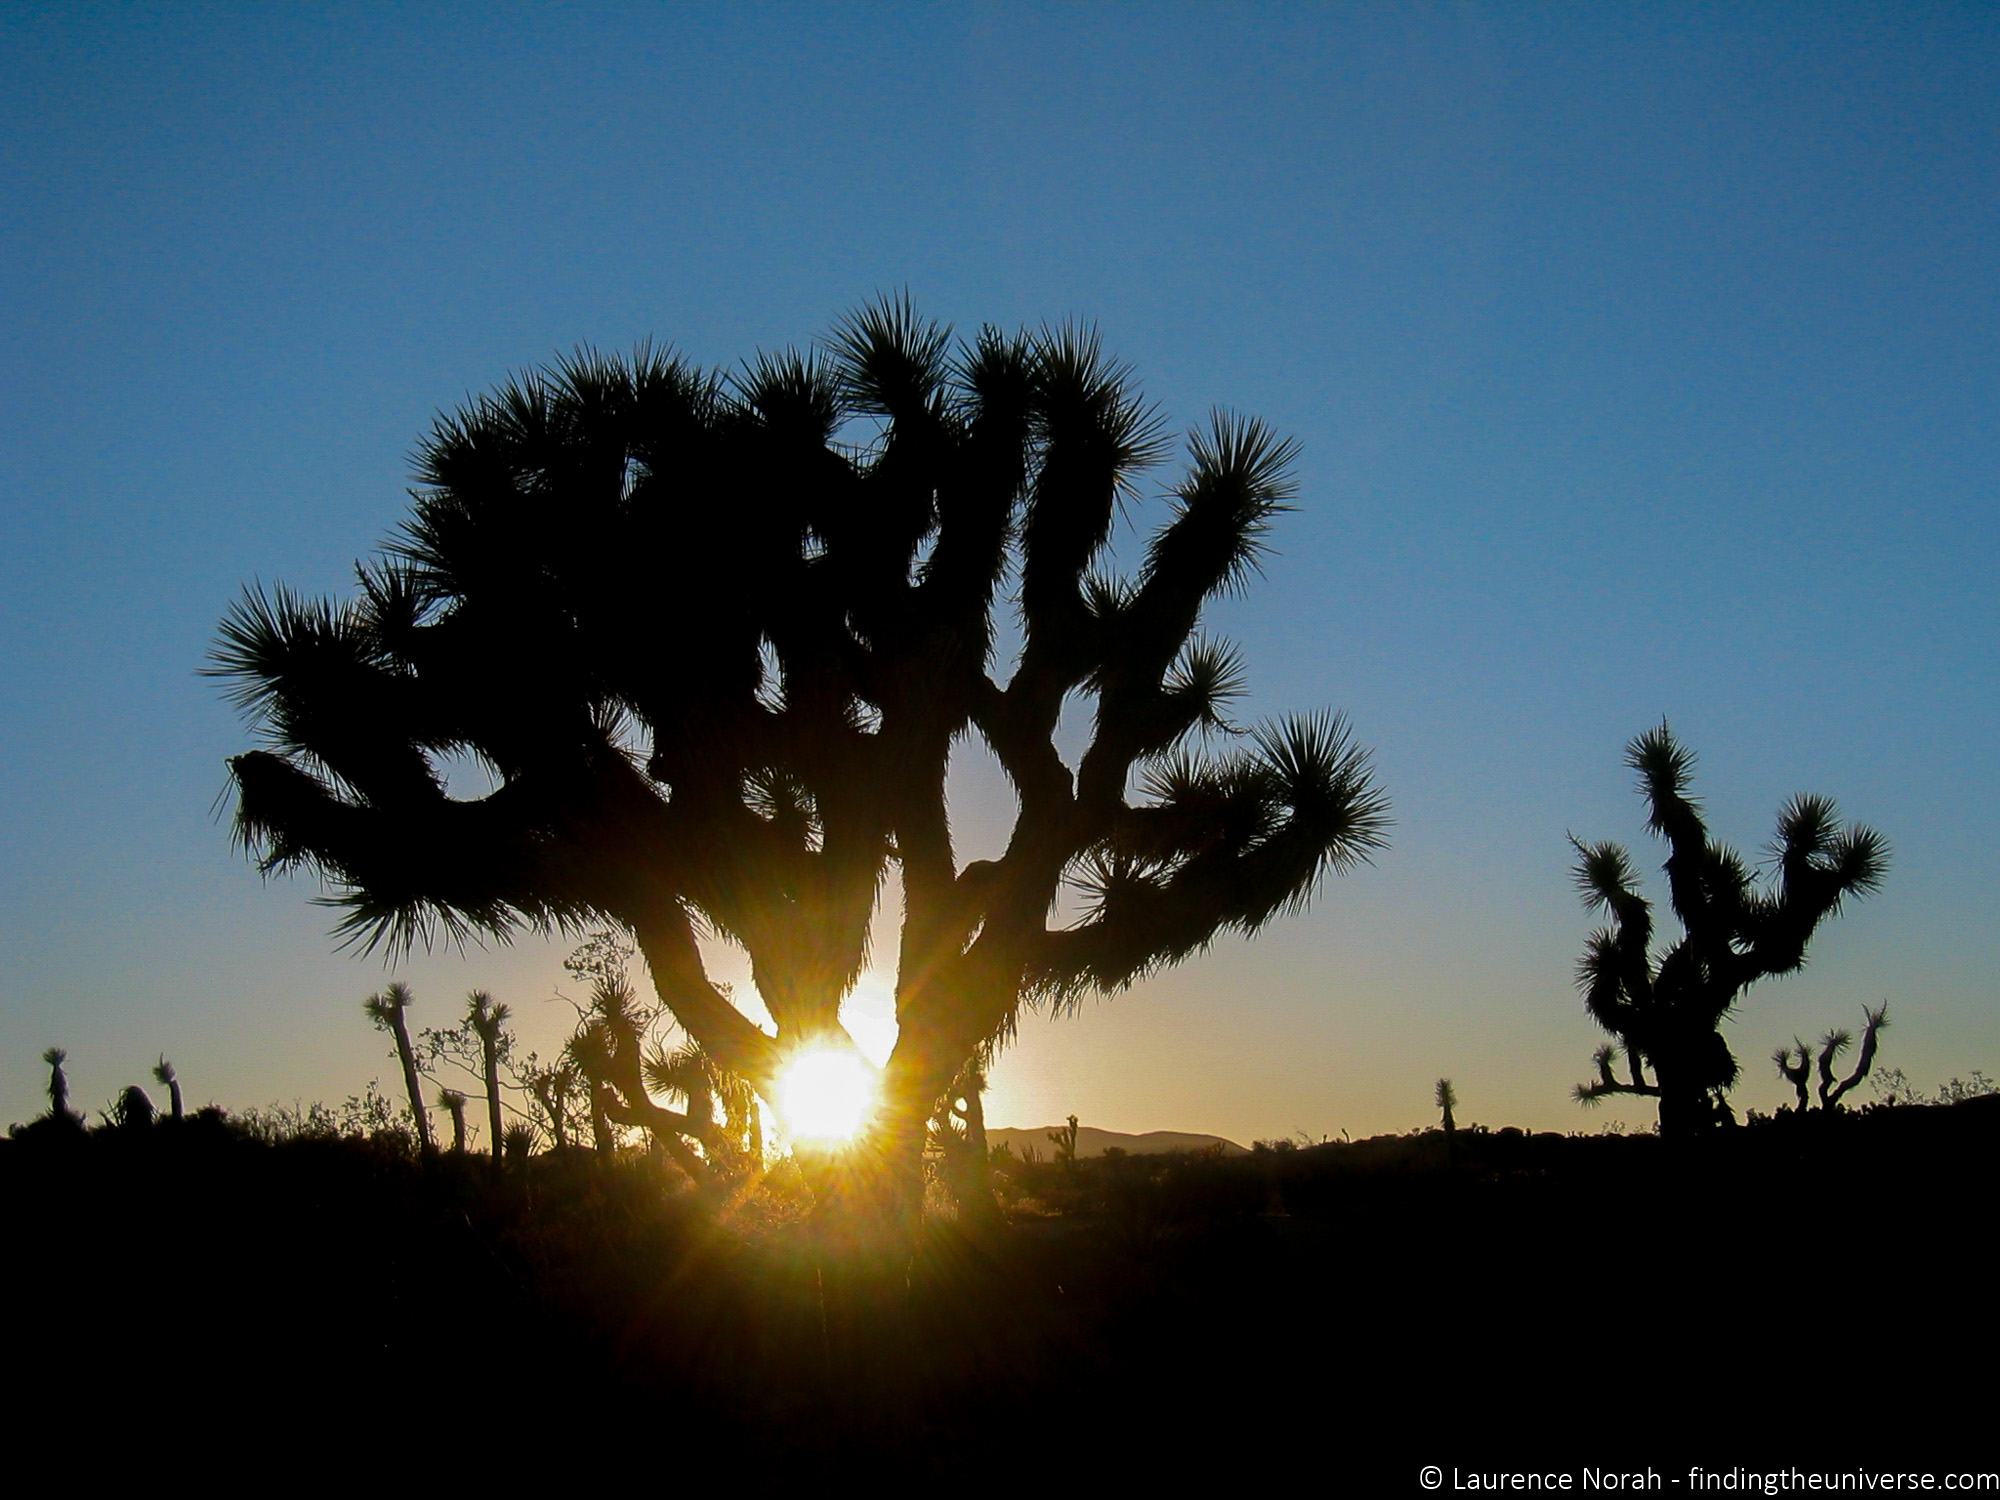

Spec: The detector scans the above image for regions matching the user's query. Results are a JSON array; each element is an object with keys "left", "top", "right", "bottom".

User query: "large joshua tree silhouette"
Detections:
[
  {"left": 1571, "top": 724, "right": 1887, "bottom": 1138},
  {"left": 213, "top": 298, "right": 1388, "bottom": 1220}
]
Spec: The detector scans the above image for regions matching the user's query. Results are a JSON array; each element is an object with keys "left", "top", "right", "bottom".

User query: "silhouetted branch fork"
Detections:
[
  {"left": 1775, "top": 1041, "right": 1813, "bottom": 1111},
  {"left": 1776, "top": 1002, "right": 1888, "bottom": 1112}
]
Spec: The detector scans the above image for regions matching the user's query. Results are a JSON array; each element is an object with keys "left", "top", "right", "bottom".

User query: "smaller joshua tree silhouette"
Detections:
[
  {"left": 365, "top": 982, "right": 433, "bottom": 1153},
  {"left": 1436, "top": 1078, "right": 1457, "bottom": 1164},
  {"left": 466, "top": 990, "right": 511, "bottom": 1162},
  {"left": 522, "top": 1057, "right": 584, "bottom": 1151},
  {"left": 643, "top": 1039, "right": 763, "bottom": 1172},
  {"left": 42, "top": 1047, "right": 80, "bottom": 1126},
  {"left": 567, "top": 977, "right": 707, "bottom": 1177},
  {"left": 438, "top": 1088, "right": 469, "bottom": 1153},
  {"left": 1773, "top": 1003, "right": 1889, "bottom": 1113},
  {"left": 1569, "top": 723, "right": 1887, "bottom": 1137},
  {"left": 1048, "top": 1114, "right": 1080, "bottom": 1171}
]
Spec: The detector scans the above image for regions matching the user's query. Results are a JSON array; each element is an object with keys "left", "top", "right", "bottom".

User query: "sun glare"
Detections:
[{"left": 776, "top": 1046, "right": 878, "bottom": 1149}]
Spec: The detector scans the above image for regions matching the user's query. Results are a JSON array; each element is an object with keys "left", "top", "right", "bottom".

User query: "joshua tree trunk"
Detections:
[
  {"left": 815, "top": 1102, "right": 933, "bottom": 1260},
  {"left": 482, "top": 1044, "right": 503, "bottom": 1161},
  {"left": 795, "top": 1058, "right": 938, "bottom": 1256},
  {"left": 1655, "top": 1074, "right": 1711, "bottom": 1141},
  {"left": 935, "top": 1060, "right": 997, "bottom": 1222},
  {"left": 956, "top": 1071, "right": 992, "bottom": 1207},
  {"left": 532, "top": 1077, "right": 571, "bottom": 1150},
  {"left": 389, "top": 1009, "right": 432, "bottom": 1152},
  {"left": 588, "top": 1080, "right": 616, "bottom": 1155}
]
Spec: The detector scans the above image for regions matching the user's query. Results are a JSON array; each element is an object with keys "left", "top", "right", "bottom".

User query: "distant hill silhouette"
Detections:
[{"left": 987, "top": 1125, "right": 1247, "bottom": 1158}]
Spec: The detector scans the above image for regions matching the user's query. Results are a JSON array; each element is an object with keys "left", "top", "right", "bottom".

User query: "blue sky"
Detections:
[{"left": 3, "top": 3, "right": 1994, "bottom": 1142}]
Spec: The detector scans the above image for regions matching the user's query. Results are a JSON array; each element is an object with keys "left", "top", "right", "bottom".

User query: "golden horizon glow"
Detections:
[{"left": 776, "top": 1046, "right": 879, "bottom": 1149}]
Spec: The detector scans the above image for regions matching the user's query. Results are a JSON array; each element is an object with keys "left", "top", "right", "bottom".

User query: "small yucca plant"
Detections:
[
  {"left": 109, "top": 1084, "right": 156, "bottom": 1131},
  {"left": 502, "top": 1122, "right": 536, "bottom": 1165},
  {"left": 1436, "top": 1077, "right": 1458, "bottom": 1165},
  {"left": 42, "top": 1047, "right": 75, "bottom": 1122}
]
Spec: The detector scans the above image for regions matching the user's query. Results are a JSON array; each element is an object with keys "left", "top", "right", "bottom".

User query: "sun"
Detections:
[{"left": 776, "top": 1045, "right": 879, "bottom": 1149}]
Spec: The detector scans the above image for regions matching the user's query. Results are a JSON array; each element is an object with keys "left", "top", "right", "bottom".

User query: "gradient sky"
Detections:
[{"left": 4, "top": 3, "right": 1995, "bottom": 1145}]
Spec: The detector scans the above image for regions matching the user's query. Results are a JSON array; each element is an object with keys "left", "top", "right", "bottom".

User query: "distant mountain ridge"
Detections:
[{"left": 986, "top": 1125, "right": 1248, "bottom": 1159}]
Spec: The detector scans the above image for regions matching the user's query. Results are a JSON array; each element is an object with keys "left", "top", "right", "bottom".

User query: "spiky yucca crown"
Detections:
[
  {"left": 467, "top": 989, "right": 510, "bottom": 1041},
  {"left": 363, "top": 980, "right": 416, "bottom": 1028}
]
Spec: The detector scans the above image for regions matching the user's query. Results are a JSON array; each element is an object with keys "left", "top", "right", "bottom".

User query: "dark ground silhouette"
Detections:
[{"left": 5, "top": 1099, "right": 1992, "bottom": 1484}]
